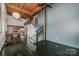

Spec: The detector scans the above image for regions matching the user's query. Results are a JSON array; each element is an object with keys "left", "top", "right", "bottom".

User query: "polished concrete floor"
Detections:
[
  {"left": 1, "top": 42, "right": 32, "bottom": 56},
  {"left": 1, "top": 40, "right": 79, "bottom": 56},
  {"left": 37, "top": 40, "right": 79, "bottom": 56}
]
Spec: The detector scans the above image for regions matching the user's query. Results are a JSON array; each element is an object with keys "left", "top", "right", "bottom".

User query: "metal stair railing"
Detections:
[{"left": 29, "top": 26, "right": 43, "bottom": 44}]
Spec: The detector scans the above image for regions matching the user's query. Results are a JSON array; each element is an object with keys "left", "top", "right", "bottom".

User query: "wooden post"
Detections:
[{"left": 43, "top": 7, "right": 47, "bottom": 55}]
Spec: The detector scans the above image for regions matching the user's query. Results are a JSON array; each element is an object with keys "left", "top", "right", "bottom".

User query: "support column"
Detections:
[
  {"left": 43, "top": 7, "right": 47, "bottom": 55},
  {"left": 0, "top": 3, "right": 7, "bottom": 55},
  {"left": 1, "top": 3, "right": 7, "bottom": 34}
]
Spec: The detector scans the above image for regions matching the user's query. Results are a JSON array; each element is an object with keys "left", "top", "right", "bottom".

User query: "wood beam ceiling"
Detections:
[
  {"left": 6, "top": 3, "right": 47, "bottom": 19},
  {"left": 6, "top": 4, "right": 33, "bottom": 17},
  {"left": 32, "top": 4, "right": 47, "bottom": 16}
]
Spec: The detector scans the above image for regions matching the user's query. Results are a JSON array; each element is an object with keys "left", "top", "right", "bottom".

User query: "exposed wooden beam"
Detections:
[{"left": 6, "top": 4, "right": 33, "bottom": 17}]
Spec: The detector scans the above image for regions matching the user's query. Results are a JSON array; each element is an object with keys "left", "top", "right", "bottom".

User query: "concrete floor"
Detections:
[
  {"left": 1, "top": 42, "right": 32, "bottom": 56},
  {"left": 1, "top": 40, "right": 79, "bottom": 56}
]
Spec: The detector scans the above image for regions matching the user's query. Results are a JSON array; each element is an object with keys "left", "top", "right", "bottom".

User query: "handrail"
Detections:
[
  {"left": 29, "top": 26, "right": 43, "bottom": 43},
  {"left": 36, "top": 26, "right": 43, "bottom": 35}
]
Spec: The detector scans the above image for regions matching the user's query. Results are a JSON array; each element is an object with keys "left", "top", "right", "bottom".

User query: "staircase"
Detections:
[{"left": 24, "top": 24, "right": 43, "bottom": 55}]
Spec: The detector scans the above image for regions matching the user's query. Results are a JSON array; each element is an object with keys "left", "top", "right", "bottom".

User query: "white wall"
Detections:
[
  {"left": 47, "top": 3, "right": 79, "bottom": 48},
  {"left": 0, "top": 7, "right": 2, "bottom": 32},
  {"left": 0, "top": 4, "right": 6, "bottom": 51},
  {"left": 38, "top": 3, "right": 79, "bottom": 48}
]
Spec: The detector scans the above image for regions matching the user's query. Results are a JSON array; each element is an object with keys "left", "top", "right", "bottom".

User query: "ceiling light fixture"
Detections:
[{"left": 12, "top": 12, "right": 20, "bottom": 19}]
